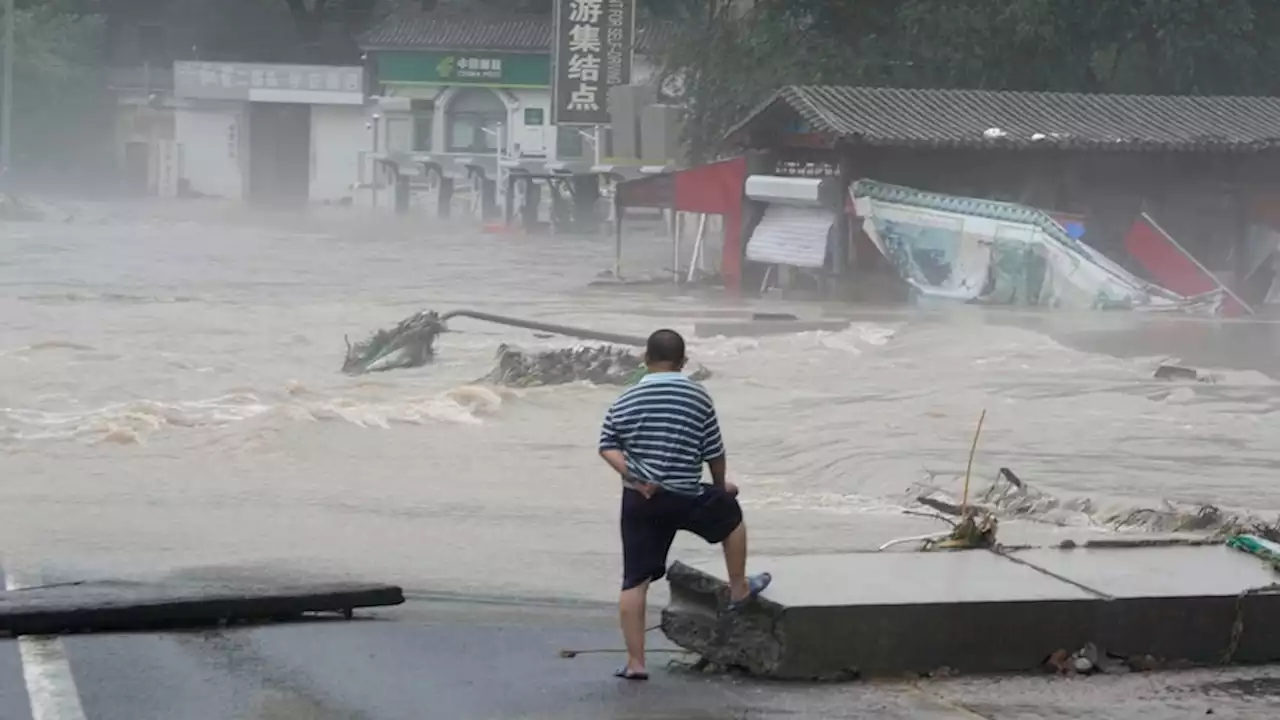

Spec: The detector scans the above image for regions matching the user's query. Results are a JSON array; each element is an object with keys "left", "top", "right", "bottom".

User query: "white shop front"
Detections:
[{"left": 172, "top": 61, "right": 368, "bottom": 205}]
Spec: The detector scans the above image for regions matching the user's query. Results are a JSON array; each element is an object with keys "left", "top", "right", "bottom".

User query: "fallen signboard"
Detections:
[{"left": 850, "top": 180, "right": 1224, "bottom": 314}]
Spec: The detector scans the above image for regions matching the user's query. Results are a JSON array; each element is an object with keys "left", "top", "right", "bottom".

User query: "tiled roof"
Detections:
[
  {"left": 727, "top": 85, "right": 1280, "bottom": 152},
  {"left": 360, "top": 11, "right": 674, "bottom": 55}
]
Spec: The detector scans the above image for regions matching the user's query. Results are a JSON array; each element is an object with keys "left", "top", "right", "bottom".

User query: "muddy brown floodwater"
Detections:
[{"left": 2, "top": 200, "right": 1279, "bottom": 610}]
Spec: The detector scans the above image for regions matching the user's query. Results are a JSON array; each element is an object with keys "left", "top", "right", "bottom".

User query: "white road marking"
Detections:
[{"left": 5, "top": 570, "right": 88, "bottom": 720}]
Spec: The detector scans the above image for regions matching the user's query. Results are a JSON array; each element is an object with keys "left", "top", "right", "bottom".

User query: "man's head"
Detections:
[{"left": 644, "top": 329, "right": 686, "bottom": 372}]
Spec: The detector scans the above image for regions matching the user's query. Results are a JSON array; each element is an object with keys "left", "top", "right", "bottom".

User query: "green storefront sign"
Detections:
[{"left": 375, "top": 52, "right": 550, "bottom": 88}]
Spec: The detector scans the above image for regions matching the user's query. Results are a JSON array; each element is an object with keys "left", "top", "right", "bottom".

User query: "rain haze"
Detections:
[{"left": 3, "top": 0, "right": 1280, "bottom": 718}]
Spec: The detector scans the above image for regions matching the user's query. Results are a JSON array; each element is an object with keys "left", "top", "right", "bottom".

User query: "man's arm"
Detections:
[
  {"left": 701, "top": 403, "right": 727, "bottom": 488},
  {"left": 598, "top": 406, "right": 631, "bottom": 478},
  {"left": 707, "top": 455, "right": 727, "bottom": 488},
  {"left": 600, "top": 448, "right": 630, "bottom": 478}
]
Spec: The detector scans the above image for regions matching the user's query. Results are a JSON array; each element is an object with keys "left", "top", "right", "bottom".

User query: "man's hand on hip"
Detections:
[
  {"left": 633, "top": 481, "right": 660, "bottom": 499},
  {"left": 723, "top": 481, "right": 739, "bottom": 498}
]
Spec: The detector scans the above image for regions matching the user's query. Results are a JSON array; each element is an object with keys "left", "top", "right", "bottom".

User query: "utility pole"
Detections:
[{"left": 2, "top": 0, "right": 13, "bottom": 183}]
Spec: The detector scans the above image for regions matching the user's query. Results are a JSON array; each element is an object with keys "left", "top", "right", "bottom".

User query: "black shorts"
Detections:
[{"left": 619, "top": 485, "right": 743, "bottom": 591}]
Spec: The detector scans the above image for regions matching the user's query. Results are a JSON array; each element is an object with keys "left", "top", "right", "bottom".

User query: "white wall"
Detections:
[
  {"left": 310, "top": 104, "right": 367, "bottom": 203},
  {"left": 510, "top": 88, "right": 552, "bottom": 158},
  {"left": 175, "top": 101, "right": 246, "bottom": 199}
]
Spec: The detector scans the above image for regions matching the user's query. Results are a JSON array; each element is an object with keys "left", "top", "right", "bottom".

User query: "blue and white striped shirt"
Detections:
[{"left": 599, "top": 372, "right": 725, "bottom": 495}]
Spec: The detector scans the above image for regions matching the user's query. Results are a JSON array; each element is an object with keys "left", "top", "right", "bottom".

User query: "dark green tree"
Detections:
[
  {"left": 1, "top": 2, "right": 107, "bottom": 182},
  {"left": 659, "top": 0, "right": 1280, "bottom": 159}
]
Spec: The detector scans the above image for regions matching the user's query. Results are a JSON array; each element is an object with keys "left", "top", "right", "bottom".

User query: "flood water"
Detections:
[{"left": 2, "top": 201, "right": 1279, "bottom": 604}]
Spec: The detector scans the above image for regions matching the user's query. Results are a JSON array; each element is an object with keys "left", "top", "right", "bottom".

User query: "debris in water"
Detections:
[
  {"left": 344, "top": 311, "right": 713, "bottom": 386},
  {"left": 913, "top": 467, "right": 1280, "bottom": 541},
  {"left": 479, "top": 343, "right": 712, "bottom": 387},
  {"left": 342, "top": 311, "right": 445, "bottom": 375},
  {"left": 1154, "top": 364, "right": 1217, "bottom": 383}
]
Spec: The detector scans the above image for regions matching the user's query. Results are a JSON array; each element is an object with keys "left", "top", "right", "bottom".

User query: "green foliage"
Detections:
[
  {"left": 1, "top": 3, "right": 107, "bottom": 181},
  {"left": 659, "top": 0, "right": 1280, "bottom": 160}
]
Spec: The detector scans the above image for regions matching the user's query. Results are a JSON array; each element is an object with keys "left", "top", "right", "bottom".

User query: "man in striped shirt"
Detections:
[{"left": 598, "top": 329, "right": 771, "bottom": 681}]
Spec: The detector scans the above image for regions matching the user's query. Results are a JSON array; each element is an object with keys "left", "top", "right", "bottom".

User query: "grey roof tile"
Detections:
[{"left": 728, "top": 85, "right": 1280, "bottom": 152}]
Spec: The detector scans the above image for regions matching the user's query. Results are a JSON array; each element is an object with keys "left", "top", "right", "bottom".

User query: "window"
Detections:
[
  {"left": 446, "top": 88, "right": 505, "bottom": 153},
  {"left": 523, "top": 108, "right": 544, "bottom": 126},
  {"left": 556, "top": 125, "right": 585, "bottom": 159},
  {"left": 411, "top": 99, "right": 434, "bottom": 152}
]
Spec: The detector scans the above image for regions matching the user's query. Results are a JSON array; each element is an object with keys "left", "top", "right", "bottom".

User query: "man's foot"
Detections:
[
  {"left": 726, "top": 572, "right": 772, "bottom": 611},
  {"left": 614, "top": 666, "right": 649, "bottom": 681}
]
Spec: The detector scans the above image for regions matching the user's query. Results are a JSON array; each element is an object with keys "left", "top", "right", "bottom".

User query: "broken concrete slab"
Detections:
[
  {"left": 661, "top": 552, "right": 1095, "bottom": 680},
  {"left": 1008, "top": 545, "right": 1276, "bottom": 599},
  {"left": 693, "top": 319, "right": 851, "bottom": 339},
  {"left": 1007, "top": 545, "right": 1280, "bottom": 665},
  {"left": 660, "top": 545, "right": 1280, "bottom": 680},
  {"left": 0, "top": 580, "right": 404, "bottom": 636}
]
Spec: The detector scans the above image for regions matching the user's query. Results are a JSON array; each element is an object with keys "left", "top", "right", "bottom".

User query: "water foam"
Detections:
[
  {"left": 1, "top": 383, "right": 513, "bottom": 444},
  {"left": 691, "top": 322, "right": 902, "bottom": 360}
]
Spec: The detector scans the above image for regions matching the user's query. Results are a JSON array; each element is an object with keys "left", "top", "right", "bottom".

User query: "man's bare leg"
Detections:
[
  {"left": 619, "top": 581, "right": 650, "bottom": 675},
  {"left": 721, "top": 521, "right": 752, "bottom": 602}
]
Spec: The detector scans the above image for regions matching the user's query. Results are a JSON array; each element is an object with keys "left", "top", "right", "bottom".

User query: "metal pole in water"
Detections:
[
  {"left": 687, "top": 213, "right": 708, "bottom": 284},
  {"left": 2, "top": 0, "right": 14, "bottom": 184},
  {"left": 672, "top": 210, "right": 681, "bottom": 285}
]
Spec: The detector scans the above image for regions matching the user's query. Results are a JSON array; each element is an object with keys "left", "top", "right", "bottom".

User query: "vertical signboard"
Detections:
[{"left": 552, "top": 0, "right": 636, "bottom": 126}]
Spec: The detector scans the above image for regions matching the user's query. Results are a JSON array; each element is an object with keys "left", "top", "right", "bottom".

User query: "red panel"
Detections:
[
  {"left": 672, "top": 157, "right": 746, "bottom": 215},
  {"left": 1123, "top": 216, "right": 1245, "bottom": 316},
  {"left": 613, "top": 157, "right": 748, "bottom": 294},
  {"left": 670, "top": 157, "right": 747, "bottom": 295}
]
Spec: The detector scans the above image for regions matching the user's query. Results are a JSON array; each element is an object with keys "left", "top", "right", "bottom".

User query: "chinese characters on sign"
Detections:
[
  {"left": 451, "top": 56, "right": 504, "bottom": 81},
  {"left": 553, "top": 0, "right": 634, "bottom": 125},
  {"left": 174, "top": 62, "right": 364, "bottom": 102}
]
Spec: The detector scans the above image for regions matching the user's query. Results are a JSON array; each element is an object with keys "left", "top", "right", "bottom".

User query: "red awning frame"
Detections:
[{"left": 612, "top": 157, "right": 748, "bottom": 292}]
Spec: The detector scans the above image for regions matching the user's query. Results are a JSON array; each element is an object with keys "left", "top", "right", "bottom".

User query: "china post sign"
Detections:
[{"left": 552, "top": 0, "right": 636, "bottom": 126}]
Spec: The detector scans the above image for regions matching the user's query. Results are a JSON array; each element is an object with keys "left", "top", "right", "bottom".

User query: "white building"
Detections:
[
  {"left": 171, "top": 61, "right": 369, "bottom": 206},
  {"left": 356, "top": 9, "right": 669, "bottom": 214}
]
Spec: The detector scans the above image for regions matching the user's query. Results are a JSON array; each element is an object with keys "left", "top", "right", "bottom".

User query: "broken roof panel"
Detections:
[{"left": 726, "top": 85, "right": 1280, "bottom": 152}]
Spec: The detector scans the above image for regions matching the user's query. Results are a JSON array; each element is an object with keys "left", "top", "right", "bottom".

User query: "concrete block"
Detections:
[
  {"left": 1009, "top": 545, "right": 1280, "bottom": 664},
  {"left": 640, "top": 104, "right": 683, "bottom": 163},
  {"left": 661, "top": 546, "right": 1280, "bottom": 679},
  {"left": 607, "top": 85, "right": 655, "bottom": 160}
]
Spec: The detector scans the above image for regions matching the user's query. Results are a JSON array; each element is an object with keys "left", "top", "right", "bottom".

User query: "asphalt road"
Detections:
[{"left": 0, "top": 596, "right": 1279, "bottom": 720}]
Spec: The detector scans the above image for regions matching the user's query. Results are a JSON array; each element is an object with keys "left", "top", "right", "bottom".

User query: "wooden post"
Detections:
[{"left": 834, "top": 147, "right": 855, "bottom": 299}]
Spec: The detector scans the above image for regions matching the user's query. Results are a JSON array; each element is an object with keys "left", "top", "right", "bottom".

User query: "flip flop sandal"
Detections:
[
  {"left": 726, "top": 572, "right": 772, "bottom": 612},
  {"left": 614, "top": 667, "right": 650, "bottom": 681}
]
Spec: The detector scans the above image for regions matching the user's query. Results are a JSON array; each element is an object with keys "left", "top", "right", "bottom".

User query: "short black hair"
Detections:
[{"left": 645, "top": 328, "right": 686, "bottom": 365}]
